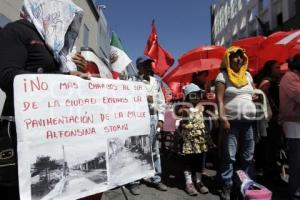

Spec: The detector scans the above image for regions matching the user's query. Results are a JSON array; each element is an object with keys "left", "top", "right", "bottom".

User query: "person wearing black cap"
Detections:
[
  {"left": 126, "top": 56, "right": 167, "bottom": 195},
  {"left": 280, "top": 54, "right": 300, "bottom": 200}
]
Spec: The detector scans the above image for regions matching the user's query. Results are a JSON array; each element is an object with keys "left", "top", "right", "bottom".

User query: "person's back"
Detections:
[
  {"left": 279, "top": 54, "right": 300, "bottom": 200},
  {"left": 280, "top": 71, "right": 300, "bottom": 124}
]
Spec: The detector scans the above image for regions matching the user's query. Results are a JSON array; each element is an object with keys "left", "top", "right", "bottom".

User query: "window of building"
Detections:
[
  {"left": 97, "top": 9, "right": 111, "bottom": 58},
  {"left": 83, "top": 24, "right": 89, "bottom": 47},
  {"left": 225, "top": 2, "right": 230, "bottom": 25},
  {"left": 249, "top": 30, "right": 257, "bottom": 36},
  {"left": 241, "top": 0, "right": 247, "bottom": 6},
  {"left": 277, "top": 12, "right": 283, "bottom": 26},
  {"left": 0, "top": 14, "right": 11, "bottom": 28},
  {"left": 225, "top": 41, "right": 231, "bottom": 48},
  {"left": 242, "top": 0, "right": 251, "bottom": 5},
  {"left": 249, "top": 7, "right": 257, "bottom": 22},
  {"left": 232, "top": 34, "right": 238, "bottom": 42},
  {"left": 220, "top": 37, "right": 225, "bottom": 46},
  {"left": 230, "top": 0, "right": 236, "bottom": 19},
  {"left": 237, "top": 0, "right": 243, "bottom": 11},
  {"left": 296, "top": 0, "right": 300, "bottom": 14},
  {"left": 260, "top": 0, "right": 269, "bottom": 11},
  {"left": 240, "top": 15, "right": 246, "bottom": 29},
  {"left": 240, "top": 27, "right": 246, "bottom": 38},
  {"left": 233, "top": 24, "right": 238, "bottom": 35}
]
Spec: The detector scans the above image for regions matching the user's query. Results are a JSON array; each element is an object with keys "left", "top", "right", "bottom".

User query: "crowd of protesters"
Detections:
[
  {"left": 121, "top": 46, "right": 299, "bottom": 200},
  {"left": 164, "top": 50, "right": 300, "bottom": 200},
  {"left": 0, "top": 1, "right": 300, "bottom": 200}
]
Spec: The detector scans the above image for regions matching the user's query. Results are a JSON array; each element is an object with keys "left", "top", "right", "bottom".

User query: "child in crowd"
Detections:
[{"left": 176, "top": 83, "right": 210, "bottom": 196}]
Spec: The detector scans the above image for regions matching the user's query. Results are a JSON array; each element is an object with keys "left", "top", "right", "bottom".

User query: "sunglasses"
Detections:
[
  {"left": 188, "top": 92, "right": 203, "bottom": 100},
  {"left": 229, "top": 50, "right": 244, "bottom": 58}
]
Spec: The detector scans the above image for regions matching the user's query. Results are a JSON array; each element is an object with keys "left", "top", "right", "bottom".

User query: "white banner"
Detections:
[{"left": 14, "top": 74, "right": 154, "bottom": 200}]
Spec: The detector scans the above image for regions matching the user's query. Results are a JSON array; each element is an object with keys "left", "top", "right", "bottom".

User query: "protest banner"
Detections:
[{"left": 14, "top": 74, "right": 154, "bottom": 200}]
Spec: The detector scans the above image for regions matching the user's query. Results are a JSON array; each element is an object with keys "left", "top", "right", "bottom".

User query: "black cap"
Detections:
[{"left": 136, "top": 55, "right": 154, "bottom": 67}]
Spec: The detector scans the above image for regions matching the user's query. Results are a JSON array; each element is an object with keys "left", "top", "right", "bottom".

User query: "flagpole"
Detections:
[{"left": 128, "top": 62, "right": 138, "bottom": 77}]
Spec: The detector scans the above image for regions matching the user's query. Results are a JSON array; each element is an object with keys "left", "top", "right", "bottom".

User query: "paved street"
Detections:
[
  {"left": 109, "top": 148, "right": 153, "bottom": 185},
  {"left": 102, "top": 183, "right": 219, "bottom": 200},
  {"left": 102, "top": 151, "right": 219, "bottom": 200},
  {"left": 101, "top": 151, "right": 290, "bottom": 200}
]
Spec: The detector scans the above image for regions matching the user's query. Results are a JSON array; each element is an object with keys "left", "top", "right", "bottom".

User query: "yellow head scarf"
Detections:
[{"left": 221, "top": 46, "right": 249, "bottom": 88}]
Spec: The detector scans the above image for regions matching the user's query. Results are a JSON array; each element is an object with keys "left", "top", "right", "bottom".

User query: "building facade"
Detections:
[
  {"left": 211, "top": 0, "right": 300, "bottom": 47},
  {"left": 0, "top": 0, "right": 112, "bottom": 114}
]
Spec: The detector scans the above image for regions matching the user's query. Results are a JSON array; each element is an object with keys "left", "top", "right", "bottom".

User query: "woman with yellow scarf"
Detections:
[{"left": 215, "top": 47, "right": 256, "bottom": 200}]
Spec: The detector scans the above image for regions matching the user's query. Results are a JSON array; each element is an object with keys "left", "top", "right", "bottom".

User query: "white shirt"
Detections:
[
  {"left": 142, "top": 76, "right": 165, "bottom": 121},
  {"left": 216, "top": 71, "right": 256, "bottom": 120}
]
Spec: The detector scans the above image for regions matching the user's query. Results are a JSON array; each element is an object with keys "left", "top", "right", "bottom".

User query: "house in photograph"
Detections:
[
  {"left": 30, "top": 145, "right": 108, "bottom": 200},
  {"left": 108, "top": 135, "right": 154, "bottom": 185},
  {"left": 72, "top": 152, "right": 106, "bottom": 172},
  {"left": 125, "top": 135, "right": 151, "bottom": 155}
]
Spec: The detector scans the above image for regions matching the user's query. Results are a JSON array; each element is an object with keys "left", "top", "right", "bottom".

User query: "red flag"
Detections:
[{"left": 144, "top": 20, "right": 174, "bottom": 77}]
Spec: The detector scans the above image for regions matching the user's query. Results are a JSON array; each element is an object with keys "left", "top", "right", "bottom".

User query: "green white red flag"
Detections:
[{"left": 110, "top": 32, "right": 131, "bottom": 79}]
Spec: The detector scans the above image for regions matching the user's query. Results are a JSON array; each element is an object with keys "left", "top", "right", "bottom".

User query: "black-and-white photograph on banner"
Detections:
[
  {"left": 30, "top": 140, "right": 108, "bottom": 200},
  {"left": 108, "top": 135, "right": 154, "bottom": 185}
]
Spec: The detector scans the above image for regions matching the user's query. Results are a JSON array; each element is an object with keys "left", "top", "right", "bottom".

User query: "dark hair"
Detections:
[
  {"left": 192, "top": 73, "right": 197, "bottom": 84},
  {"left": 288, "top": 54, "right": 300, "bottom": 71},
  {"left": 254, "top": 60, "right": 278, "bottom": 85},
  {"left": 198, "top": 70, "right": 209, "bottom": 76},
  {"left": 136, "top": 59, "right": 152, "bottom": 69},
  {"left": 191, "top": 71, "right": 208, "bottom": 87}
]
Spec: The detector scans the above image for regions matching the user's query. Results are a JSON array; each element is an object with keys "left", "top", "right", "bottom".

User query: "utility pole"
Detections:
[{"left": 62, "top": 145, "right": 67, "bottom": 177}]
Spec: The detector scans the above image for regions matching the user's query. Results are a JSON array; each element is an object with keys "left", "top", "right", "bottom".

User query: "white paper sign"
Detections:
[{"left": 14, "top": 74, "right": 154, "bottom": 200}]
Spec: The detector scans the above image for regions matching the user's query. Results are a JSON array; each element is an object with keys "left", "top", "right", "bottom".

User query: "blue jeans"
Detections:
[
  {"left": 149, "top": 115, "right": 162, "bottom": 183},
  {"left": 287, "top": 138, "right": 300, "bottom": 197},
  {"left": 220, "top": 121, "right": 255, "bottom": 187}
]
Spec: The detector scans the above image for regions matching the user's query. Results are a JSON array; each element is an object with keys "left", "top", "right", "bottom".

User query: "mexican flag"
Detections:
[{"left": 110, "top": 32, "right": 132, "bottom": 78}]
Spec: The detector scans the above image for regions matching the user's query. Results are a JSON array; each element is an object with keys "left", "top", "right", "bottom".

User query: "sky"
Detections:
[{"left": 95, "top": 0, "right": 215, "bottom": 67}]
